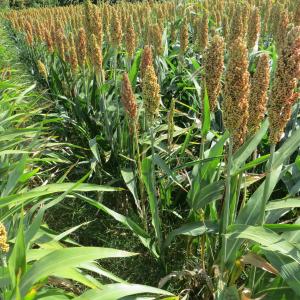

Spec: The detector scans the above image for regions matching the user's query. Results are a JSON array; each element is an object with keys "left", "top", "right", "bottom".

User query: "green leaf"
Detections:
[
  {"left": 231, "top": 119, "right": 269, "bottom": 174},
  {"left": 0, "top": 150, "right": 30, "bottom": 156},
  {"left": 26, "top": 174, "right": 92, "bottom": 246},
  {"left": 191, "top": 180, "right": 224, "bottom": 210},
  {"left": 265, "top": 252, "right": 300, "bottom": 296},
  {"left": 200, "top": 132, "right": 228, "bottom": 182},
  {"left": 75, "top": 193, "right": 156, "bottom": 257},
  {"left": 201, "top": 87, "right": 210, "bottom": 137},
  {"left": 129, "top": 49, "right": 142, "bottom": 87},
  {"left": 263, "top": 224, "right": 300, "bottom": 232},
  {"left": 153, "top": 154, "right": 184, "bottom": 189},
  {"left": 2, "top": 157, "right": 27, "bottom": 197},
  {"left": 236, "top": 164, "right": 282, "bottom": 224},
  {"left": 74, "top": 283, "right": 173, "bottom": 300},
  {"left": 233, "top": 154, "right": 270, "bottom": 175},
  {"left": 54, "top": 267, "right": 102, "bottom": 289},
  {"left": 188, "top": 132, "right": 227, "bottom": 210},
  {"left": 121, "top": 168, "right": 139, "bottom": 210},
  {"left": 53, "top": 222, "right": 91, "bottom": 242},
  {"left": 0, "top": 128, "right": 44, "bottom": 142},
  {"left": 227, "top": 225, "right": 300, "bottom": 265},
  {"left": 142, "top": 157, "right": 162, "bottom": 250},
  {"left": 0, "top": 183, "right": 121, "bottom": 211},
  {"left": 9, "top": 214, "right": 26, "bottom": 288},
  {"left": 89, "top": 137, "right": 101, "bottom": 163},
  {"left": 272, "top": 128, "right": 300, "bottom": 169},
  {"left": 164, "top": 221, "right": 218, "bottom": 248},
  {"left": 33, "top": 288, "right": 74, "bottom": 299},
  {"left": 218, "top": 286, "right": 240, "bottom": 300},
  {"left": 79, "top": 262, "right": 125, "bottom": 283},
  {"left": 20, "top": 247, "right": 136, "bottom": 297}
]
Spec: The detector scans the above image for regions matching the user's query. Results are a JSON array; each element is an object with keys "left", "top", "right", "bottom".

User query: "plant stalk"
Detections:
[
  {"left": 133, "top": 124, "right": 147, "bottom": 231},
  {"left": 258, "top": 143, "right": 276, "bottom": 225},
  {"left": 220, "top": 136, "right": 233, "bottom": 286},
  {"left": 150, "top": 126, "right": 163, "bottom": 264}
]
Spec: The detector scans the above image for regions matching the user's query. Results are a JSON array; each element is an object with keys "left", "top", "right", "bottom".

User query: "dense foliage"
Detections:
[{"left": 1, "top": 0, "right": 300, "bottom": 299}]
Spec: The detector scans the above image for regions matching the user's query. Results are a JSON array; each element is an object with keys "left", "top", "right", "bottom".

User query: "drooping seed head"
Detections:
[
  {"left": 37, "top": 60, "right": 47, "bottom": 80},
  {"left": 142, "top": 64, "right": 161, "bottom": 124},
  {"left": 248, "top": 53, "right": 270, "bottom": 134},
  {"left": 167, "top": 98, "right": 175, "bottom": 148},
  {"left": 121, "top": 72, "right": 138, "bottom": 123},
  {"left": 110, "top": 9, "right": 122, "bottom": 48},
  {"left": 151, "top": 23, "right": 163, "bottom": 56},
  {"left": 84, "top": 0, "right": 93, "bottom": 34},
  {"left": 69, "top": 34, "right": 78, "bottom": 72},
  {"left": 242, "top": 3, "right": 250, "bottom": 38},
  {"left": 90, "top": 34, "right": 102, "bottom": 71},
  {"left": 203, "top": 34, "right": 225, "bottom": 112},
  {"left": 140, "top": 45, "right": 153, "bottom": 80},
  {"left": 223, "top": 37, "right": 250, "bottom": 150},
  {"left": 56, "top": 29, "right": 66, "bottom": 61},
  {"left": 295, "top": 2, "right": 300, "bottom": 26},
  {"left": 222, "top": 15, "right": 229, "bottom": 41},
  {"left": 247, "top": 7, "right": 261, "bottom": 50},
  {"left": 270, "top": 3, "right": 281, "bottom": 37},
  {"left": 125, "top": 16, "right": 136, "bottom": 58},
  {"left": 0, "top": 223, "right": 9, "bottom": 253},
  {"left": 44, "top": 30, "right": 54, "bottom": 53},
  {"left": 25, "top": 20, "right": 33, "bottom": 46},
  {"left": 228, "top": 5, "right": 244, "bottom": 45},
  {"left": 275, "top": 9, "right": 289, "bottom": 53},
  {"left": 268, "top": 26, "right": 300, "bottom": 144},
  {"left": 180, "top": 18, "right": 189, "bottom": 55},
  {"left": 92, "top": 7, "right": 103, "bottom": 47},
  {"left": 262, "top": 0, "right": 271, "bottom": 36},
  {"left": 170, "top": 23, "right": 177, "bottom": 44},
  {"left": 198, "top": 12, "right": 208, "bottom": 51},
  {"left": 77, "top": 27, "right": 87, "bottom": 66}
]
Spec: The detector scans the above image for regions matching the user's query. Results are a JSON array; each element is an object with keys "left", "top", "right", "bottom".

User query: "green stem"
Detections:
[
  {"left": 292, "top": 100, "right": 299, "bottom": 133},
  {"left": 150, "top": 126, "right": 163, "bottom": 263},
  {"left": 134, "top": 124, "right": 147, "bottom": 231},
  {"left": 292, "top": 100, "right": 300, "bottom": 156},
  {"left": 220, "top": 136, "right": 233, "bottom": 285},
  {"left": 240, "top": 174, "right": 247, "bottom": 210},
  {"left": 231, "top": 169, "right": 243, "bottom": 224},
  {"left": 222, "top": 137, "right": 233, "bottom": 233},
  {"left": 199, "top": 137, "right": 205, "bottom": 160},
  {"left": 113, "top": 48, "right": 118, "bottom": 84},
  {"left": 258, "top": 143, "right": 276, "bottom": 225}
]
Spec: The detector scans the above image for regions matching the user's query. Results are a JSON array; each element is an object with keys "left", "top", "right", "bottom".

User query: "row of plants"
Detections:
[
  {"left": 2, "top": 0, "right": 300, "bottom": 298},
  {"left": 0, "top": 23, "right": 176, "bottom": 299}
]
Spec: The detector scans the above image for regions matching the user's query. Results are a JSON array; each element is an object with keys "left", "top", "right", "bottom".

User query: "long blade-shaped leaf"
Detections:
[
  {"left": 20, "top": 247, "right": 136, "bottom": 296},
  {"left": 74, "top": 283, "right": 173, "bottom": 300},
  {"left": 75, "top": 193, "right": 155, "bottom": 256},
  {"left": 142, "top": 157, "right": 162, "bottom": 250},
  {"left": 265, "top": 252, "right": 300, "bottom": 296},
  {"left": 227, "top": 225, "right": 300, "bottom": 264}
]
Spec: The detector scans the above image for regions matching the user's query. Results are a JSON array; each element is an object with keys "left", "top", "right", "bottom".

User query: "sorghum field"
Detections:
[{"left": 0, "top": 0, "right": 300, "bottom": 299}]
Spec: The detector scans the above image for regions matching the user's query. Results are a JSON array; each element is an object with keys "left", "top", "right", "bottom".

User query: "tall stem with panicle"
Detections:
[
  {"left": 133, "top": 124, "right": 147, "bottom": 230},
  {"left": 149, "top": 125, "right": 164, "bottom": 266},
  {"left": 220, "top": 136, "right": 233, "bottom": 286},
  {"left": 258, "top": 143, "right": 275, "bottom": 225}
]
